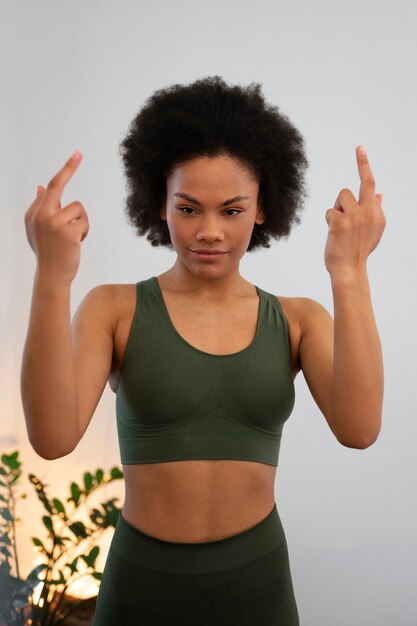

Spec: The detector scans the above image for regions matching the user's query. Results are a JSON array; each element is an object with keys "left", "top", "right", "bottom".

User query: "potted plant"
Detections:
[{"left": 0, "top": 450, "right": 123, "bottom": 626}]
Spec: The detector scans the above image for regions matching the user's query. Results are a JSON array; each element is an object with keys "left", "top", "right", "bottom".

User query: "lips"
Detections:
[
  {"left": 192, "top": 250, "right": 227, "bottom": 260},
  {"left": 192, "top": 250, "right": 227, "bottom": 254}
]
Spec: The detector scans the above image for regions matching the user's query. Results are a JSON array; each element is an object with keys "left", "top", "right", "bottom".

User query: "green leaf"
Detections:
[
  {"left": 42, "top": 515, "right": 54, "bottom": 536},
  {"left": 0, "top": 467, "right": 7, "bottom": 475},
  {"left": 81, "top": 545, "right": 100, "bottom": 568},
  {"left": 92, "top": 571, "right": 102, "bottom": 580},
  {"left": 0, "top": 559, "right": 11, "bottom": 576},
  {"left": 0, "top": 545, "right": 12, "bottom": 557},
  {"left": 1, "top": 532, "right": 12, "bottom": 545},
  {"left": 66, "top": 557, "right": 79, "bottom": 575},
  {"left": 110, "top": 466, "right": 123, "bottom": 479},
  {"left": 1, "top": 452, "right": 20, "bottom": 470},
  {"left": 0, "top": 494, "right": 7, "bottom": 502},
  {"left": 83, "top": 471, "right": 94, "bottom": 492},
  {"left": 52, "top": 498, "right": 66, "bottom": 518},
  {"left": 69, "top": 520, "right": 87, "bottom": 539},
  {"left": 0, "top": 508, "right": 13, "bottom": 522},
  {"left": 27, "top": 563, "right": 47, "bottom": 581},
  {"left": 31, "top": 537, "right": 50, "bottom": 556},
  {"left": 95, "top": 468, "right": 104, "bottom": 484},
  {"left": 70, "top": 482, "right": 81, "bottom": 505}
]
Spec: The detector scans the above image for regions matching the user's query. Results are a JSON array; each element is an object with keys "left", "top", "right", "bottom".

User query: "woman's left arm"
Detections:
[
  {"left": 325, "top": 145, "right": 386, "bottom": 448},
  {"left": 329, "top": 268, "right": 384, "bottom": 448}
]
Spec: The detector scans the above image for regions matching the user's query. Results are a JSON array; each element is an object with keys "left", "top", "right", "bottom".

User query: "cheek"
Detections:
[
  {"left": 166, "top": 216, "right": 191, "bottom": 248},
  {"left": 168, "top": 215, "right": 187, "bottom": 237}
]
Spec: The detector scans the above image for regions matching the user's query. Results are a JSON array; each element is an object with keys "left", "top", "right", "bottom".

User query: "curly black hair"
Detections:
[{"left": 118, "top": 75, "right": 310, "bottom": 252}]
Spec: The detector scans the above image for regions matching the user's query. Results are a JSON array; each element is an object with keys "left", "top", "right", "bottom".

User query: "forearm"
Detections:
[
  {"left": 20, "top": 271, "right": 79, "bottom": 459},
  {"left": 330, "top": 269, "right": 384, "bottom": 448}
]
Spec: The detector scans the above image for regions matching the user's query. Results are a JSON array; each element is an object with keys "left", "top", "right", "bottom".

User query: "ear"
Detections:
[
  {"left": 255, "top": 203, "right": 265, "bottom": 225},
  {"left": 160, "top": 204, "right": 166, "bottom": 221}
]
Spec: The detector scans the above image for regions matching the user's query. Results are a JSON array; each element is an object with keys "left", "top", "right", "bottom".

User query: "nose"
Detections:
[{"left": 196, "top": 216, "right": 225, "bottom": 242}]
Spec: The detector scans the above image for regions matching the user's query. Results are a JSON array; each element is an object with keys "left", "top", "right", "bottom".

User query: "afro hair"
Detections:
[{"left": 118, "top": 75, "right": 309, "bottom": 252}]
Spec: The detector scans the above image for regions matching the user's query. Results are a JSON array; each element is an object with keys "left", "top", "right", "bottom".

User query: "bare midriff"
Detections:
[
  {"left": 110, "top": 273, "right": 301, "bottom": 544},
  {"left": 121, "top": 460, "right": 277, "bottom": 543}
]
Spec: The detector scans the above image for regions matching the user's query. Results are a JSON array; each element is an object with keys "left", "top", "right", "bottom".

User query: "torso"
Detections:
[{"left": 108, "top": 273, "right": 302, "bottom": 543}]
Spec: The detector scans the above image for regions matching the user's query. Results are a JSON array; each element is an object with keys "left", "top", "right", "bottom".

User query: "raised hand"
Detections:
[
  {"left": 324, "top": 146, "right": 386, "bottom": 276},
  {"left": 24, "top": 151, "right": 89, "bottom": 285}
]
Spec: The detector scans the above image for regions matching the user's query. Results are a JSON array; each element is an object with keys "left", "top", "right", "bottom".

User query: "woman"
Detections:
[{"left": 22, "top": 75, "right": 385, "bottom": 625}]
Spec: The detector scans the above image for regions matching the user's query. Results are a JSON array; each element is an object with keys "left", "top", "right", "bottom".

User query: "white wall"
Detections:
[{"left": 1, "top": 0, "right": 416, "bottom": 623}]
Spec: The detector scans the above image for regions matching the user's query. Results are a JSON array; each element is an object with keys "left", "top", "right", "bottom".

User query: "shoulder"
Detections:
[
  {"left": 282, "top": 296, "right": 334, "bottom": 362},
  {"left": 75, "top": 283, "right": 136, "bottom": 337},
  {"left": 276, "top": 295, "right": 332, "bottom": 334},
  {"left": 273, "top": 296, "right": 333, "bottom": 378}
]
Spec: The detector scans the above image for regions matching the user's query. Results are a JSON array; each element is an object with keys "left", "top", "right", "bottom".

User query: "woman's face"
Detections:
[{"left": 160, "top": 154, "right": 265, "bottom": 277}]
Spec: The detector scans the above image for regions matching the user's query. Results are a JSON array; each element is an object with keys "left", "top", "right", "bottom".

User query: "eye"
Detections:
[
  {"left": 178, "top": 207, "right": 242, "bottom": 216},
  {"left": 178, "top": 206, "right": 196, "bottom": 215}
]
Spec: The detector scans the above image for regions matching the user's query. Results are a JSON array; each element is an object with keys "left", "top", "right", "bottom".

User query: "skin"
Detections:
[
  {"left": 118, "top": 148, "right": 385, "bottom": 541},
  {"left": 119, "top": 154, "right": 291, "bottom": 542},
  {"left": 28, "top": 147, "right": 385, "bottom": 544},
  {"left": 159, "top": 153, "right": 266, "bottom": 300}
]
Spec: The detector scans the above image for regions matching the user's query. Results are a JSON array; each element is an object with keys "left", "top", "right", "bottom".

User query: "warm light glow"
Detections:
[
  {"left": 67, "top": 575, "right": 100, "bottom": 598},
  {"left": 32, "top": 582, "right": 44, "bottom": 606},
  {"left": 31, "top": 556, "right": 45, "bottom": 606},
  {"left": 30, "top": 554, "right": 99, "bottom": 602}
]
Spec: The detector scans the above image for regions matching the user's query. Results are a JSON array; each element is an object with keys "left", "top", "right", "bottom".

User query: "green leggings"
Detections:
[{"left": 91, "top": 502, "right": 299, "bottom": 625}]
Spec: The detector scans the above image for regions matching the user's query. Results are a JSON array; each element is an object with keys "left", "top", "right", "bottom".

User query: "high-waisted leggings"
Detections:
[{"left": 91, "top": 502, "right": 299, "bottom": 625}]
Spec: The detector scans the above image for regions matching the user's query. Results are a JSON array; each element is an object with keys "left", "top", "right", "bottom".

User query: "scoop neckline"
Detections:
[{"left": 151, "top": 275, "right": 263, "bottom": 359}]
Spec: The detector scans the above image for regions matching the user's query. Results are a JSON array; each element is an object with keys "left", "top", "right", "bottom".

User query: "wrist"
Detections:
[
  {"left": 34, "top": 268, "right": 72, "bottom": 293},
  {"left": 330, "top": 267, "right": 369, "bottom": 289}
]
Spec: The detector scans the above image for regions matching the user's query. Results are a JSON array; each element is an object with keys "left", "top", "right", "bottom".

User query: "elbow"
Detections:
[
  {"left": 334, "top": 411, "right": 381, "bottom": 450},
  {"left": 36, "top": 448, "right": 76, "bottom": 461},
  {"left": 339, "top": 433, "right": 380, "bottom": 450},
  {"left": 36, "top": 450, "right": 60, "bottom": 461},
  {"left": 29, "top": 438, "right": 77, "bottom": 460}
]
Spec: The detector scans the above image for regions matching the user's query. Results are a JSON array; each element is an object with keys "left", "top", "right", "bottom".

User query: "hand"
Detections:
[
  {"left": 24, "top": 151, "right": 89, "bottom": 285},
  {"left": 324, "top": 146, "right": 386, "bottom": 276}
]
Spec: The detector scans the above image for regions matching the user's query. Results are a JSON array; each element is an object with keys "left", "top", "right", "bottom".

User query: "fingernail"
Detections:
[
  {"left": 70, "top": 151, "right": 81, "bottom": 161},
  {"left": 358, "top": 145, "right": 366, "bottom": 155},
  {"left": 37, "top": 185, "right": 43, "bottom": 195}
]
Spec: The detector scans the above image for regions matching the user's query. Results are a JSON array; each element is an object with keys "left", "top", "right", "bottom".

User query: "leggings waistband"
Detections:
[{"left": 111, "top": 502, "right": 286, "bottom": 575}]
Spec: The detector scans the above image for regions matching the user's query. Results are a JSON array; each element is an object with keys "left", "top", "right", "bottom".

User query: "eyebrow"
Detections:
[{"left": 173, "top": 192, "right": 250, "bottom": 208}]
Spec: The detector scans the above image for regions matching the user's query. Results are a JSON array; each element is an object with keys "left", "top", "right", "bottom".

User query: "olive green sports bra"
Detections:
[{"left": 115, "top": 276, "right": 295, "bottom": 467}]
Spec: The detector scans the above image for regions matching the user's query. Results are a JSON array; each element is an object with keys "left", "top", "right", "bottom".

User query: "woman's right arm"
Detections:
[
  {"left": 21, "top": 274, "right": 116, "bottom": 460},
  {"left": 21, "top": 272, "right": 80, "bottom": 459},
  {"left": 20, "top": 151, "right": 97, "bottom": 459}
]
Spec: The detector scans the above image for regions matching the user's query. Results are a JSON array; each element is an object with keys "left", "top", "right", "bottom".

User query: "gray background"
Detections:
[{"left": 1, "top": 0, "right": 416, "bottom": 622}]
